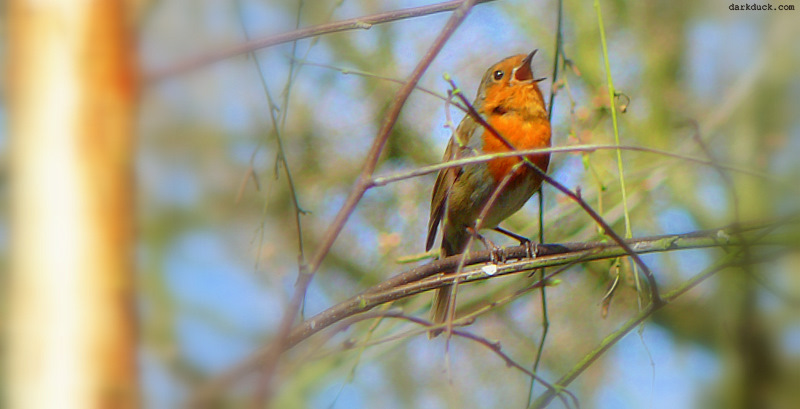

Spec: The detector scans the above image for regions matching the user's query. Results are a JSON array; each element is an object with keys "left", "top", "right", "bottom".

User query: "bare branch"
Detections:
[
  {"left": 146, "top": 0, "right": 497, "bottom": 82},
  {"left": 222, "top": 1, "right": 485, "bottom": 406},
  {"left": 530, "top": 223, "right": 788, "bottom": 409},
  {"left": 315, "top": 310, "right": 578, "bottom": 408},
  {"left": 188, "top": 223, "right": 791, "bottom": 404},
  {"left": 530, "top": 0, "right": 566, "bottom": 401},
  {"left": 371, "top": 144, "right": 780, "bottom": 188}
]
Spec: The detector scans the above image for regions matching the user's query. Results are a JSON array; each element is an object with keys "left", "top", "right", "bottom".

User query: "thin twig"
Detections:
[
  {"left": 146, "top": 0, "right": 497, "bottom": 82},
  {"left": 594, "top": 0, "right": 632, "bottom": 238},
  {"left": 686, "top": 120, "right": 741, "bottom": 224},
  {"left": 233, "top": 0, "right": 307, "bottom": 264},
  {"left": 749, "top": 273, "right": 800, "bottom": 308},
  {"left": 594, "top": 0, "right": 643, "bottom": 309},
  {"left": 371, "top": 144, "right": 780, "bottom": 189},
  {"left": 296, "top": 59, "right": 466, "bottom": 110},
  {"left": 529, "top": 0, "right": 564, "bottom": 402},
  {"left": 235, "top": 1, "right": 311, "bottom": 404},
  {"left": 324, "top": 310, "right": 579, "bottom": 409},
  {"left": 230, "top": 8, "right": 310, "bottom": 400},
  {"left": 231, "top": 8, "right": 310, "bottom": 399}
]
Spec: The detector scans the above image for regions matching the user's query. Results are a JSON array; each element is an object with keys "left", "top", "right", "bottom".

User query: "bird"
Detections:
[{"left": 426, "top": 50, "right": 551, "bottom": 336}]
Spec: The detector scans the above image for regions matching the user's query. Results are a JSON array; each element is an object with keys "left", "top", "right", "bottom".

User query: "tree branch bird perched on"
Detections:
[{"left": 426, "top": 50, "right": 551, "bottom": 337}]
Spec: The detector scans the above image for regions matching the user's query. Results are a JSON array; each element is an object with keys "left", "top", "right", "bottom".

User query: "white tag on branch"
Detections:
[{"left": 482, "top": 264, "right": 498, "bottom": 276}]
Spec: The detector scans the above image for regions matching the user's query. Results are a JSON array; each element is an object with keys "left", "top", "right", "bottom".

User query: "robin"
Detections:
[{"left": 426, "top": 50, "right": 551, "bottom": 336}]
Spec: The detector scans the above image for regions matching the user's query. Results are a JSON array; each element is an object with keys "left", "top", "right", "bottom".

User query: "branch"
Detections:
[
  {"left": 529, "top": 0, "right": 566, "bottom": 401},
  {"left": 188, "top": 223, "right": 790, "bottom": 403},
  {"left": 371, "top": 144, "right": 780, "bottom": 188},
  {"left": 529, "top": 219, "right": 793, "bottom": 408},
  {"left": 146, "top": 0, "right": 496, "bottom": 82},
  {"left": 212, "top": 1, "right": 484, "bottom": 406},
  {"left": 530, "top": 246, "right": 787, "bottom": 408},
  {"left": 317, "top": 310, "right": 578, "bottom": 408}
]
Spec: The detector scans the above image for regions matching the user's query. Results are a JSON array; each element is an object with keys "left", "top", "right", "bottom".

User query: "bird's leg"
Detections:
[
  {"left": 467, "top": 227, "right": 506, "bottom": 263},
  {"left": 493, "top": 227, "right": 538, "bottom": 259},
  {"left": 493, "top": 226, "right": 529, "bottom": 244}
]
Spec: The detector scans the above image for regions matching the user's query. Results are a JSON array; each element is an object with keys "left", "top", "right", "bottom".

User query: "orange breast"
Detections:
[{"left": 482, "top": 114, "right": 551, "bottom": 184}]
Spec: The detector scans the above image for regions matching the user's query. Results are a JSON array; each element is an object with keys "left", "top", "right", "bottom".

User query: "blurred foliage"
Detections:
[{"left": 133, "top": 0, "right": 800, "bottom": 407}]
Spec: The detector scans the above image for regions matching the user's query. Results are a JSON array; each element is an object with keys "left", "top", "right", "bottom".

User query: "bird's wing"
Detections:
[{"left": 425, "top": 117, "right": 479, "bottom": 251}]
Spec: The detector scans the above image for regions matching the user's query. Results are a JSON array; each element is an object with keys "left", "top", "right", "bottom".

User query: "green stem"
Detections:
[{"left": 595, "top": 0, "right": 631, "bottom": 238}]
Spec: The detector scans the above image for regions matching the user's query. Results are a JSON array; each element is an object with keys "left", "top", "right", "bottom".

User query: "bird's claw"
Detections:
[
  {"left": 469, "top": 227, "right": 507, "bottom": 264},
  {"left": 524, "top": 240, "right": 539, "bottom": 259},
  {"left": 490, "top": 246, "right": 507, "bottom": 264}
]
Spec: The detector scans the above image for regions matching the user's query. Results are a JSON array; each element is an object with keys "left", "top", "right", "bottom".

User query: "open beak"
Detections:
[
  {"left": 513, "top": 49, "right": 546, "bottom": 83},
  {"left": 513, "top": 49, "right": 537, "bottom": 82}
]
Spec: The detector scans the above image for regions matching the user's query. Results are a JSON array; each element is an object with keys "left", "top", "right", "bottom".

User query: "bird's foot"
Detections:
[
  {"left": 468, "top": 227, "right": 506, "bottom": 263},
  {"left": 493, "top": 227, "right": 538, "bottom": 259},
  {"left": 524, "top": 240, "right": 539, "bottom": 259}
]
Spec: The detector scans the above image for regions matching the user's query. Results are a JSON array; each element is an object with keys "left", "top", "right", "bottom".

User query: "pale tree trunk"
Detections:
[{"left": 7, "top": 1, "right": 139, "bottom": 408}]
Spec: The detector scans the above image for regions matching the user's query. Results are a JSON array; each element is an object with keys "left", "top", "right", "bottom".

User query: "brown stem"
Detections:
[
  {"left": 187, "top": 224, "right": 784, "bottom": 405},
  {"left": 196, "top": 2, "right": 484, "bottom": 407},
  {"left": 146, "top": 0, "right": 497, "bottom": 82},
  {"left": 371, "top": 144, "right": 780, "bottom": 187},
  {"left": 320, "top": 310, "right": 577, "bottom": 407},
  {"left": 530, "top": 223, "right": 787, "bottom": 409}
]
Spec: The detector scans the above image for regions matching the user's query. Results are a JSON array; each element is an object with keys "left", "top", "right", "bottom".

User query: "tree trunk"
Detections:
[{"left": 7, "top": 1, "right": 139, "bottom": 408}]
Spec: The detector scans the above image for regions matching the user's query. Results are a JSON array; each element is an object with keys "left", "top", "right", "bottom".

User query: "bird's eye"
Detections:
[{"left": 493, "top": 70, "right": 504, "bottom": 81}]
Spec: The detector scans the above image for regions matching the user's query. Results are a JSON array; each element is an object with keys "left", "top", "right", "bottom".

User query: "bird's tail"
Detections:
[
  {"left": 428, "top": 285, "right": 453, "bottom": 338},
  {"left": 428, "top": 228, "right": 469, "bottom": 338}
]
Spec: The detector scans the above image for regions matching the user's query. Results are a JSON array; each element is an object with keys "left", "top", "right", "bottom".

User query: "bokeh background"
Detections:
[{"left": 8, "top": 0, "right": 800, "bottom": 407}]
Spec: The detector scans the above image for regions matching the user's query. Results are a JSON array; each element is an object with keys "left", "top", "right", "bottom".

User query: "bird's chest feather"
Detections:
[{"left": 480, "top": 114, "right": 551, "bottom": 185}]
